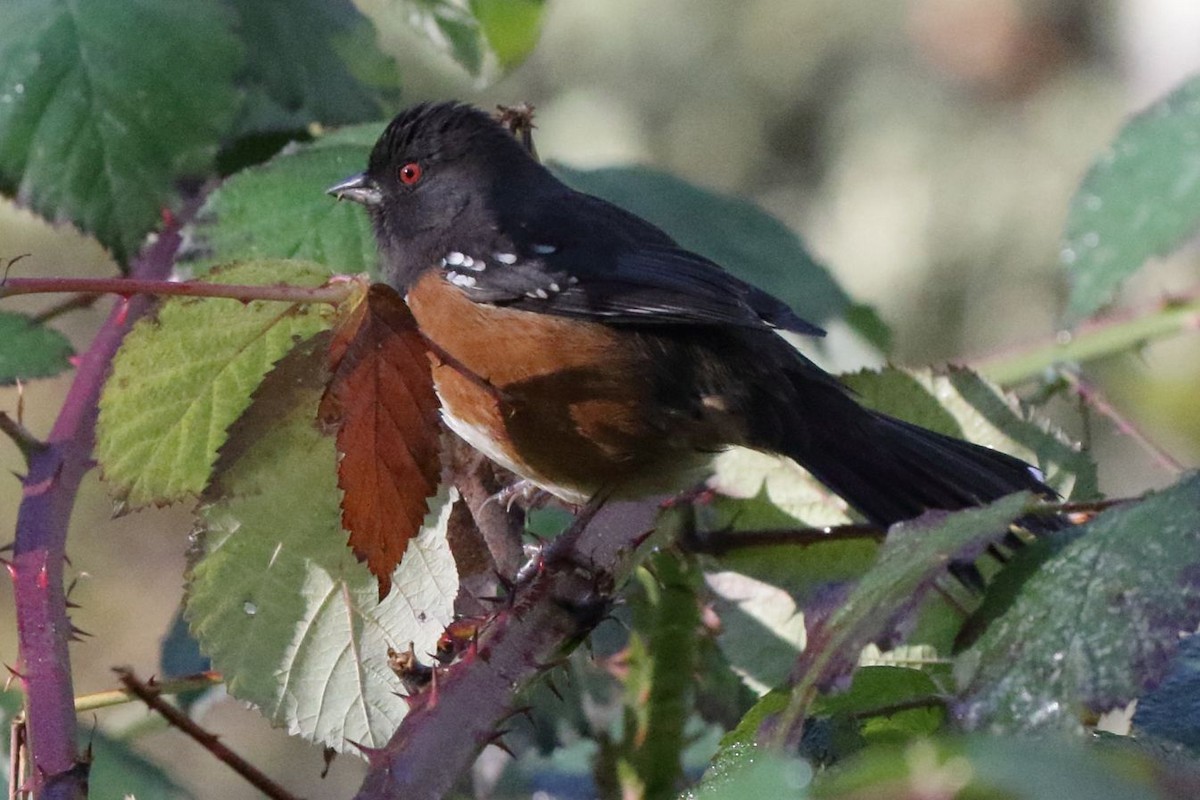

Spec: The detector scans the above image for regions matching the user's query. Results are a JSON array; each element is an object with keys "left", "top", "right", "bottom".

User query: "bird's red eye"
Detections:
[{"left": 398, "top": 162, "right": 423, "bottom": 185}]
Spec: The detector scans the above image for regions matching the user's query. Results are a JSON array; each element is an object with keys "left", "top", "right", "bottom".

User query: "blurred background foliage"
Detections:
[{"left": 2, "top": 0, "right": 1199, "bottom": 797}]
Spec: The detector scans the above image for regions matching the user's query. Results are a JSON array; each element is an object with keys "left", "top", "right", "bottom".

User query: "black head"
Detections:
[{"left": 328, "top": 102, "right": 548, "bottom": 289}]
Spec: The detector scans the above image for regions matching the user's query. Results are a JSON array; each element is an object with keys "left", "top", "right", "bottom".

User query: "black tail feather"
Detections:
[{"left": 778, "top": 405, "right": 1053, "bottom": 528}]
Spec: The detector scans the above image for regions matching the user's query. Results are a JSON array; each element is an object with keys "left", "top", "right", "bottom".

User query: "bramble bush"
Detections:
[{"left": 2, "top": 3, "right": 1200, "bottom": 799}]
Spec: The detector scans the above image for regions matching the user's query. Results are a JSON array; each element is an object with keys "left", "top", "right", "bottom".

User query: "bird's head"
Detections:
[{"left": 328, "top": 102, "right": 542, "bottom": 289}]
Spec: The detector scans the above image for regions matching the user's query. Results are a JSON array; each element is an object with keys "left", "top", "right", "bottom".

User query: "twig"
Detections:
[
  {"left": 850, "top": 695, "right": 948, "bottom": 720},
  {"left": 0, "top": 412, "right": 45, "bottom": 466},
  {"left": 0, "top": 276, "right": 355, "bottom": 306},
  {"left": 114, "top": 669, "right": 302, "bottom": 800},
  {"left": 9, "top": 202, "right": 197, "bottom": 799},
  {"left": 1059, "top": 369, "right": 1185, "bottom": 475},
  {"left": 354, "top": 497, "right": 661, "bottom": 800},
  {"left": 73, "top": 671, "right": 222, "bottom": 713},
  {"left": 30, "top": 293, "right": 102, "bottom": 324},
  {"left": 9, "top": 715, "right": 25, "bottom": 800},
  {"left": 681, "top": 522, "right": 887, "bottom": 556},
  {"left": 973, "top": 291, "right": 1200, "bottom": 385}
]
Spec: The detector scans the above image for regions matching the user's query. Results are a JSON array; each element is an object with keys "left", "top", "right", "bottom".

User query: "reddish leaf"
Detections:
[{"left": 320, "top": 284, "right": 442, "bottom": 597}]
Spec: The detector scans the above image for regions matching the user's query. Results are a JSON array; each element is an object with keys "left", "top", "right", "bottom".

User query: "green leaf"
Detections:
[
  {"left": 469, "top": 0, "right": 546, "bottom": 69},
  {"left": 841, "top": 366, "right": 1097, "bottom": 499},
  {"left": 557, "top": 165, "right": 852, "bottom": 330},
  {"left": 957, "top": 474, "right": 1200, "bottom": 733},
  {"left": 95, "top": 260, "right": 336, "bottom": 507},
  {"left": 794, "top": 495, "right": 1031, "bottom": 706},
  {"left": 225, "top": 0, "right": 398, "bottom": 137},
  {"left": 620, "top": 553, "right": 701, "bottom": 797},
  {"left": 187, "top": 371, "right": 458, "bottom": 750},
  {"left": 0, "top": 0, "right": 242, "bottom": 263},
  {"left": 812, "top": 737, "right": 1189, "bottom": 800},
  {"left": 185, "top": 127, "right": 380, "bottom": 276},
  {"left": 363, "top": 0, "right": 543, "bottom": 77},
  {"left": 0, "top": 311, "right": 72, "bottom": 384},
  {"left": 1063, "top": 74, "right": 1200, "bottom": 324},
  {"left": 813, "top": 667, "right": 944, "bottom": 745},
  {"left": 0, "top": 691, "right": 192, "bottom": 800},
  {"left": 693, "top": 744, "right": 813, "bottom": 800}
]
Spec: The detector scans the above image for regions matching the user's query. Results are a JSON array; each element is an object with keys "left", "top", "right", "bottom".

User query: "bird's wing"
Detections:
[{"left": 436, "top": 240, "right": 824, "bottom": 336}]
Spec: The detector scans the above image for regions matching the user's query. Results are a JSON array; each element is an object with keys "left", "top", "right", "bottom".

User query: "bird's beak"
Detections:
[{"left": 326, "top": 173, "right": 382, "bottom": 207}]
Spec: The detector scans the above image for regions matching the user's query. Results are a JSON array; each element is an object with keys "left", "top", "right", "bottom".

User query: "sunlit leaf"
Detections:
[
  {"left": 469, "top": 0, "right": 546, "bottom": 69},
  {"left": 96, "top": 260, "right": 336, "bottom": 507},
  {"left": 841, "top": 366, "right": 1096, "bottom": 499},
  {"left": 188, "top": 364, "right": 457, "bottom": 750}
]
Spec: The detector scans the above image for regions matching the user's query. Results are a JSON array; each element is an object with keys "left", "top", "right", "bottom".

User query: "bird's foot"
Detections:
[{"left": 486, "top": 479, "right": 552, "bottom": 513}]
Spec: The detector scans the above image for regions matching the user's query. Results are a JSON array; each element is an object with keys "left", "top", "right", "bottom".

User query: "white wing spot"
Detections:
[
  {"left": 494, "top": 252, "right": 518, "bottom": 265},
  {"left": 460, "top": 255, "right": 475, "bottom": 269},
  {"left": 530, "top": 288, "right": 549, "bottom": 299},
  {"left": 445, "top": 251, "right": 465, "bottom": 266},
  {"left": 447, "top": 270, "right": 477, "bottom": 288},
  {"left": 548, "top": 282, "right": 560, "bottom": 293},
  {"left": 532, "top": 243, "right": 557, "bottom": 255}
]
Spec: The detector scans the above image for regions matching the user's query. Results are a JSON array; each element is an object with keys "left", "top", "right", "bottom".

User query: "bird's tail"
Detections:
[{"left": 768, "top": 387, "right": 1052, "bottom": 527}]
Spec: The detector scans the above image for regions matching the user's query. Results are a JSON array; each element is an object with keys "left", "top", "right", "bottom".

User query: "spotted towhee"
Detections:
[{"left": 329, "top": 101, "right": 1051, "bottom": 524}]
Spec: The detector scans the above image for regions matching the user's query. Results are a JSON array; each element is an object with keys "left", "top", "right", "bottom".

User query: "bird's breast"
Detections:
[{"left": 404, "top": 271, "right": 723, "bottom": 501}]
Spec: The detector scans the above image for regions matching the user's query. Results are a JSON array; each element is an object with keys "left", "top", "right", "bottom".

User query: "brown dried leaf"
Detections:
[{"left": 321, "top": 284, "right": 442, "bottom": 597}]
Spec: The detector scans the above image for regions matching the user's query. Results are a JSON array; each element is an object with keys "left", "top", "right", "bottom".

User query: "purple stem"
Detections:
[
  {"left": 10, "top": 219, "right": 186, "bottom": 797},
  {"left": 353, "top": 499, "right": 661, "bottom": 800}
]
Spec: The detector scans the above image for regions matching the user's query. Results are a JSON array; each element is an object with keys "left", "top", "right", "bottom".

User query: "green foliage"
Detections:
[
  {"left": 787, "top": 496, "right": 1031, "bottom": 718},
  {"left": 842, "top": 367, "right": 1097, "bottom": 499},
  {"left": 0, "top": 691, "right": 192, "bottom": 800},
  {"left": 95, "top": 260, "right": 336, "bottom": 507},
  {"left": 557, "top": 165, "right": 854, "bottom": 331},
  {"left": 958, "top": 473, "right": 1200, "bottom": 733},
  {"left": 7, "top": 4, "right": 1200, "bottom": 797},
  {"left": 811, "top": 737, "right": 1195, "bottom": 800},
  {"left": 363, "top": 0, "right": 546, "bottom": 77},
  {"left": 0, "top": 310, "right": 72, "bottom": 384},
  {"left": 188, "top": 368, "right": 458, "bottom": 750},
  {"left": 0, "top": 0, "right": 242, "bottom": 263},
  {"left": 1063, "top": 74, "right": 1200, "bottom": 324},
  {"left": 185, "top": 126, "right": 383, "bottom": 276},
  {"left": 225, "top": 0, "right": 399, "bottom": 137},
  {"left": 617, "top": 553, "right": 701, "bottom": 797}
]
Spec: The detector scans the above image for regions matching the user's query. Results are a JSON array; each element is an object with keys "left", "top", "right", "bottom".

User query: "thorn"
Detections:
[
  {"left": 629, "top": 527, "right": 657, "bottom": 552},
  {"left": 427, "top": 665, "right": 440, "bottom": 709},
  {"left": 493, "top": 570, "right": 515, "bottom": 595},
  {"left": 346, "top": 739, "right": 386, "bottom": 766},
  {"left": 5, "top": 663, "right": 27, "bottom": 681},
  {"left": 498, "top": 705, "right": 535, "bottom": 727},
  {"left": 485, "top": 729, "right": 516, "bottom": 759},
  {"left": 69, "top": 625, "right": 93, "bottom": 640},
  {"left": 543, "top": 673, "right": 564, "bottom": 703},
  {"left": 64, "top": 600, "right": 81, "bottom": 609},
  {"left": 0, "top": 411, "right": 46, "bottom": 465}
]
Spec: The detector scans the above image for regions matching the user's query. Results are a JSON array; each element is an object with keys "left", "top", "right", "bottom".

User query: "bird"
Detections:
[{"left": 327, "top": 101, "right": 1052, "bottom": 527}]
